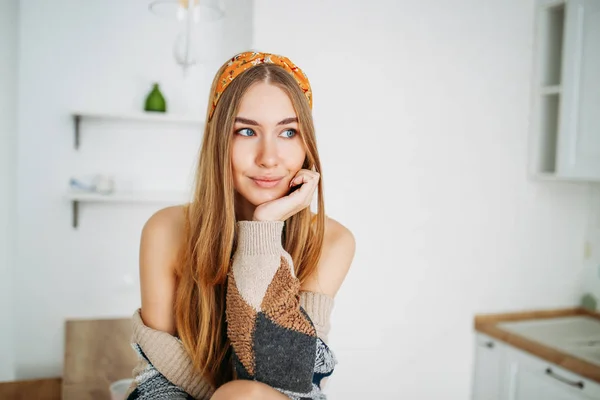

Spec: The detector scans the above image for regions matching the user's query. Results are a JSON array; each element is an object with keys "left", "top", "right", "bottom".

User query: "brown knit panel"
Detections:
[
  {"left": 226, "top": 273, "right": 257, "bottom": 375},
  {"left": 260, "top": 256, "right": 316, "bottom": 337}
]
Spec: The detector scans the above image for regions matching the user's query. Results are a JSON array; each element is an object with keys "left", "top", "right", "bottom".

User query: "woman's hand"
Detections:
[{"left": 252, "top": 168, "right": 319, "bottom": 222}]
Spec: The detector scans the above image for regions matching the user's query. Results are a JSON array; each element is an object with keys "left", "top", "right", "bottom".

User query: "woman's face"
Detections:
[{"left": 231, "top": 82, "right": 306, "bottom": 207}]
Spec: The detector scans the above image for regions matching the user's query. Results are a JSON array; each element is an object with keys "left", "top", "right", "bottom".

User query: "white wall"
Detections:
[
  {"left": 253, "top": 0, "right": 595, "bottom": 398},
  {"left": 13, "top": 0, "right": 253, "bottom": 379},
  {"left": 0, "top": 0, "right": 18, "bottom": 383}
]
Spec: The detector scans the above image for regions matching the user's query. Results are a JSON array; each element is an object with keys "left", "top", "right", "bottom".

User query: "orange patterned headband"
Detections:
[{"left": 208, "top": 51, "right": 313, "bottom": 121}]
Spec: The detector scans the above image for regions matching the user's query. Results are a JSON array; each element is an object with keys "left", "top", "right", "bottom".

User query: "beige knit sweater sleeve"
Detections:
[{"left": 225, "top": 221, "right": 337, "bottom": 397}]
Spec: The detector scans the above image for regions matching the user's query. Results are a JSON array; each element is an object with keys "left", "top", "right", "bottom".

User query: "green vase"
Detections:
[
  {"left": 144, "top": 83, "right": 167, "bottom": 112},
  {"left": 581, "top": 293, "right": 598, "bottom": 311}
]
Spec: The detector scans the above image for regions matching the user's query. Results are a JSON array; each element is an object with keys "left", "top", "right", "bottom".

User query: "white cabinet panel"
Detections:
[
  {"left": 505, "top": 346, "right": 596, "bottom": 400},
  {"left": 472, "top": 333, "right": 600, "bottom": 400},
  {"left": 557, "top": 0, "right": 600, "bottom": 180},
  {"left": 472, "top": 334, "right": 506, "bottom": 400},
  {"left": 509, "top": 363, "right": 588, "bottom": 400},
  {"left": 530, "top": 0, "right": 600, "bottom": 181}
]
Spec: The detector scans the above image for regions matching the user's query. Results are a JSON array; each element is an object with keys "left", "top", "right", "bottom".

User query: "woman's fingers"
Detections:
[
  {"left": 288, "top": 169, "right": 319, "bottom": 208},
  {"left": 290, "top": 169, "right": 319, "bottom": 187},
  {"left": 252, "top": 169, "right": 319, "bottom": 221}
]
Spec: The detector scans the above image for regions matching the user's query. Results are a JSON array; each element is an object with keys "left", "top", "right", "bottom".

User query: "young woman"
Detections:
[{"left": 125, "top": 51, "right": 355, "bottom": 400}]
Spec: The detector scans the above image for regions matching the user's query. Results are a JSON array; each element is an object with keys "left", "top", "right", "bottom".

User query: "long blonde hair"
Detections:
[{"left": 174, "top": 60, "right": 326, "bottom": 388}]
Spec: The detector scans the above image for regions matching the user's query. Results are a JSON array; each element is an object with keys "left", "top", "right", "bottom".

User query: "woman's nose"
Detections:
[{"left": 256, "top": 138, "right": 279, "bottom": 168}]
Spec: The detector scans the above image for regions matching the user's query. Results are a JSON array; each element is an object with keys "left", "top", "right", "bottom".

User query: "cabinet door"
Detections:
[
  {"left": 557, "top": 0, "right": 600, "bottom": 179},
  {"left": 504, "top": 347, "right": 597, "bottom": 400},
  {"left": 509, "top": 363, "right": 588, "bottom": 400},
  {"left": 472, "top": 334, "right": 505, "bottom": 400}
]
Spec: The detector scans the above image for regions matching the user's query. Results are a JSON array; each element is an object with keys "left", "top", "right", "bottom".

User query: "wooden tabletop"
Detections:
[
  {"left": 62, "top": 317, "right": 137, "bottom": 400},
  {"left": 475, "top": 307, "right": 600, "bottom": 384},
  {"left": 0, "top": 377, "right": 62, "bottom": 400}
]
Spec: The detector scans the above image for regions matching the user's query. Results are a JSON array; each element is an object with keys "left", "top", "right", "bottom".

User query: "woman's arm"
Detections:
[
  {"left": 297, "top": 217, "right": 355, "bottom": 344},
  {"left": 226, "top": 219, "right": 355, "bottom": 396},
  {"left": 138, "top": 206, "right": 182, "bottom": 334},
  {"left": 301, "top": 217, "right": 356, "bottom": 299},
  {"left": 126, "top": 206, "right": 214, "bottom": 400}
]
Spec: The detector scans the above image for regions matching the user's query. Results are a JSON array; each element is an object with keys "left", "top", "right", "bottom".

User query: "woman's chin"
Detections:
[{"left": 245, "top": 190, "right": 285, "bottom": 206}]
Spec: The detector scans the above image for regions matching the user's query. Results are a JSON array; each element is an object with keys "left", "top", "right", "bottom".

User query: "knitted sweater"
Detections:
[{"left": 125, "top": 221, "right": 337, "bottom": 400}]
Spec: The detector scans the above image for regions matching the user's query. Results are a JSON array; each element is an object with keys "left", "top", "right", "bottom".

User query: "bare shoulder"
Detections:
[
  {"left": 142, "top": 204, "right": 187, "bottom": 242},
  {"left": 140, "top": 204, "right": 187, "bottom": 267},
  {"left": 302, "top": 216, "right": 356, "bottom": 297},
  {"left": 139, "top": 204, "right": 189, "bottom": 335},
  {"left": 324, "top": 216, "right": 355, "bottom": 246}
]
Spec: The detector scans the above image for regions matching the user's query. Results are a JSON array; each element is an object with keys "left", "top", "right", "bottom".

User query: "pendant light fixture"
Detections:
[
  {"left": 148, "top": 0, "right": 225, "bottom": 22},
  {"left": 148, "top": 0, "right": 225, "bottom": 73}
]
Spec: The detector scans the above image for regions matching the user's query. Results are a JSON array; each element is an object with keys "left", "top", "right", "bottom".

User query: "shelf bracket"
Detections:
[
  {"left": 72, "top": 200, "right": 79, "bottom": 228},
  {"left": 74, "top": 115, "right": 81, "bottom": 150}
]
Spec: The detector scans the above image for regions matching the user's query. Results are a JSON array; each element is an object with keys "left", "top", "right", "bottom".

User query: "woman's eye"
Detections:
[
  {"left": 280, "top": 129, "right": 297, "bottom": 138},
  {"left": 236, "top": 128, "right": 255, "bottom": 137}
]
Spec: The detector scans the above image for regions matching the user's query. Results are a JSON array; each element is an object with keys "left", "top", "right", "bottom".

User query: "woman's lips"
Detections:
[{"left": 251, "top": 177, "right": 283, "bottom": 188}]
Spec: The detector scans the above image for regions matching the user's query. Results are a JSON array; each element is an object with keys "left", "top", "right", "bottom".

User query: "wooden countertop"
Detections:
[
  {"left": 475, "top": 307, "right": 600, "bottom": 384},
  {"left": 62, "top": 317, "right": 137, "bottom": 400}
]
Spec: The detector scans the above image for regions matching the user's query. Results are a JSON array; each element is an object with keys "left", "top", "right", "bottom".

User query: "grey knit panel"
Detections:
[
  {"left": 230, "top": 326, "right": 337, "bottom": 399},
  {"left": 253, "top": 312, "right": 317, "bottom": 393},
  {"left": 127, "top": 343, "right": 195, "bottom": 400},
  {"left": 272, "top": 337, "right": 336, "bottom": 400}
]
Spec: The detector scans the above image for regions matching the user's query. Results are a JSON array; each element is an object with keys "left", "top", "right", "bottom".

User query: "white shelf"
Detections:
[
  {"left": 540, "top": 85, "right": 561, "bottom": 95},
  {"left": 72, "top": 110, "right": 204, "bottom": 124},
  {"left": 531, "top": 172, "right": 600, "bottom": 183},
  {"left": 66, "top": 190, "right": 190, "bottom": 203},
  {"left": 71, "top": 110, "right": 204, "bottom": 149},
  {"left": 66, "top": 190, "right": 190, "bottom": 228}
]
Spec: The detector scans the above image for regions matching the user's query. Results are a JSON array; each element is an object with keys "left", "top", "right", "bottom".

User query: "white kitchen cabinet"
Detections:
[
  {"left": 472, "top": 334, "right": 507, "bottom": 400},
  {"left": 504, "top": 345, "right": 594, "bottom": 400},
  {"left": 529, "top": 0, "right": 600, "bottom": 182},
  {"left": 472, "top": 333, "right": 600, "bottom": 400}
]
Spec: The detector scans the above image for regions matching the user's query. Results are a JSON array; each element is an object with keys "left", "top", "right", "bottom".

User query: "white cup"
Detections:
[
  {"left": 93, "top": 175, "right": 115, "bottom": 194},
  {"left": 109, "top": 378, "right": 134, "bottom": 400}
]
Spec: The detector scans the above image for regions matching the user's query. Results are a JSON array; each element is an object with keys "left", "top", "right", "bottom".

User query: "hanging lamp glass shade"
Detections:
[{"left": 148, "top": 0, "right": 225, "bottom": 23}]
